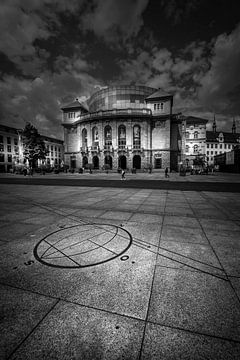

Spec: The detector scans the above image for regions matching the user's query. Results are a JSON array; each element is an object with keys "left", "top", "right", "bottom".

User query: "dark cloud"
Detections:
[{"left": 81, "top": 0, "right": 149, "bottom": 45}]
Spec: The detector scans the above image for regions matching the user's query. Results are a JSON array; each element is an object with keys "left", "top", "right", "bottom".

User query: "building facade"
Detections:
[
  {"left": 61, "top": 85, "right": 182, "bottom": 171},
  {"left": 206, "top": 119, "right": 240, "bottom": 165},
  {"left": 0, "top": 124, "right": 64, "bottom": 172},
  {"left": 181, "top": 116, "right": 208, "bottom": 166}
]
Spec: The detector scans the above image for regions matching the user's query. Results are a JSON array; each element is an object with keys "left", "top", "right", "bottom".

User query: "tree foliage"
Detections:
[
  {"left": 22, "top": 122, "right": 48, "bottom": 167},
  {"left": 193, "top": 154, "right": 206, "bottom": 167}
]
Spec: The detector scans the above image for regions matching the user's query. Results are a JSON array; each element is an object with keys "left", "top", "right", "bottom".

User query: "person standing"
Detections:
[
  {"left": 121, "top": 169, "right": 126, "bottom": 180},
  {"left": 165, "top": 167, "right": 169, "bottom": 178}
]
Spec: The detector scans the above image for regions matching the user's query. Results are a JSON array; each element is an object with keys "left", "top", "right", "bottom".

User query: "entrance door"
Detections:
[
  {"left": 133, "top": 155, "right": 141, "bottom": 169},
  {"left": 70, "top": 157, "right": 76, "bottom": 169},
  {"left": 104, "top": 155, "right": 112, "bottom": 169},
  {"left": 118, "top": 155, "right": 127, "bottom": 170},
  {"left": 82, "top": 156, "right": 88, "bottom": 168},
  {"left": 155, "top": 158, "right": 162, "bottom": 169},
  {"left": 92, "top": 155, "right": 99, "bottom": 169}
]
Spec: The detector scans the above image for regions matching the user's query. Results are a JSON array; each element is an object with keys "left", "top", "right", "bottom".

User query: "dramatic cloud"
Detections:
[
  {"left": 82, "top": 0, "right": 149, "bottom": 44},
  {"left": 0, "top": 53, "right": 100, "bottom": 138},
  {"left": 198, "top": 23, "right": 240, "bottom": 116},
  {"left": 160, "top": 0, "right": 200, "bottom": 25}
]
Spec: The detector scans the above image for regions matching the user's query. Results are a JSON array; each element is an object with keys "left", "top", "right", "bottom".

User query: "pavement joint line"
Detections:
[
  {"left": 0, "top": 281, "right": 146, "bottom": 327},
  {"left": 154, "top": 264, "right": 227, "bottom": 275},
  {"left": 183, "top": 191, "right": 240, "bottom": 305},
  {"left": 6, "top": 298, "right": 61, "bottom": 360},
  {"left": 2, "top": 279, "right": 240, "bottom": 345},
  {"left": 146, "top": 319, "right": 240, "bottom": 345},
  {"left": 133, "top": 236, "right": 228, "bottom": 282},
  {"left": 133, "top": 238, "right": 224, "bottom": 271},
  {"left": 199, "top": 192, "right": 234, "bottom": 219},
  {"left": 137, "top": 191, "right": 167, "bottom": 360}
]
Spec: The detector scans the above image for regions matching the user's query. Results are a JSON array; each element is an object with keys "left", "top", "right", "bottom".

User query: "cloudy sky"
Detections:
[{"left": 1, "top": 0, "right": 240, "bottom": 139}]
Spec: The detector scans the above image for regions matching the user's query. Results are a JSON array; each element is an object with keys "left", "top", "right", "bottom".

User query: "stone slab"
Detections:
[
  {"left": 0, "top": 284, "right": 57, "bottom": 359},
  {"left": 147, "top": 267, "right": 240, "bottom": 341},
  {"left": 141, "top": 322, "right": 240, "bottom": 360}
]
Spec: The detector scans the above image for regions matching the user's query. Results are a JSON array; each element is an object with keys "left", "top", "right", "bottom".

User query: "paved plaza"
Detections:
[{"left": 0, "top": 179, "right": 240, "bottom": 359}]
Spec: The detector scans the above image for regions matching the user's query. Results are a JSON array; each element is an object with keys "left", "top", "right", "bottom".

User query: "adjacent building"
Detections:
[
  {"left": 182, "top": 116, "right": 208, "bottom": 166},
  {"left": 206, "top": 118, "right": 240, "bottom": 165},
  {"left": 61, "top": 85, "right": 182, "bottom": 171},
  {"left": 0, "top": 124, "right": 64, "bottom": 172}
]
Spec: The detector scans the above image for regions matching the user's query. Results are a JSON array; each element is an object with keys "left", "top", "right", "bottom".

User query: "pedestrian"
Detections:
[
  {"left": 121, "top": 169, "right": 126, "bottom": 180},
  {"left": 165, "top": 167, "right": 169, "bottom": 178}
]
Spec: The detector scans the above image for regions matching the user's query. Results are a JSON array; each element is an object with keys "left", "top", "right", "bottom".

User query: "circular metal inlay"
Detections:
[{"left": 33, "top": 223, "right": 132, "bottom": 269}]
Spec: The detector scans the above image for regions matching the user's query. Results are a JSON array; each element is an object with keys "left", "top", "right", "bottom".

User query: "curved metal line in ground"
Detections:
[
  {"left": 44, "top": 226, "right": 119, "bottom": 259},
  {"left": 33, "top": 224, "right": 132, "bottom": 269}
]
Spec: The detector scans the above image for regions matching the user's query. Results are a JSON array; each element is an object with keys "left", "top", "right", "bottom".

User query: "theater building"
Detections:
[{"left": 61, "top": 85, "right": 182, "bottom": 171}]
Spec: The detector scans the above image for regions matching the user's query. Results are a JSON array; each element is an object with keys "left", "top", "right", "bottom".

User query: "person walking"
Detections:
[
  {"left": 121, "top": 169, "right": 126, "bottom": 180},
  {"left": 165, "top": 167, "right": 169, "bottom": 178}
]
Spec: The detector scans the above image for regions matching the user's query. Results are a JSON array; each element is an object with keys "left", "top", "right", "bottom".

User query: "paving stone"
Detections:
[
  {"left": 156, "top": 241, "right": 224, "bottom": 276},
  {"left": 161, "top": 225, "right": 208, "bottom": 244},
  {"left": 141, "top": 322, "right": 240, "bottom": 360},
  {"left": 0, "top": 284, "right": 57, "bottom": 359},
  {"left": 148, "top": 267, "right": 240, "bottom": 341},
  {"left": 10, "top": 300, "right": 144, "bottom": 360}
]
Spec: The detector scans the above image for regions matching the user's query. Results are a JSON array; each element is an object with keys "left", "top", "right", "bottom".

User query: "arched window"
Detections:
[
  {"left": 194, "top": 131, "right": 198, "bottom": 139},
  {"left": 104, "top": 125, "right": 112, "bottom": 146},
  {"left": 92, "top": 126, "right": 99, "bottom": 144},
  {"left": 82, "top": 128, "right": 87, "bottom": 147},
  {"left": 118, "top": 125, "right": 126, "bottom": 149},
  {"left": 133, "top": 125, "right": 141, "bottom": 149},
  {"left": 193, "top": 145, "right": 198, "bottom": 153}
]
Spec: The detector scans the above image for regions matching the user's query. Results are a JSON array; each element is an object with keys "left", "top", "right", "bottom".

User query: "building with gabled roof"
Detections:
[{"left": 206, "top": 118, "right": 240, "bottom": 164}]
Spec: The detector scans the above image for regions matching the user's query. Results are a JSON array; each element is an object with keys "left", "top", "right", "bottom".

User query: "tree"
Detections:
[
  {"left": 193, "top": 154, "right": 206, "bottom": 167},
  {"left": 22, "top": 122, "right": 48, "bottom": 168}
]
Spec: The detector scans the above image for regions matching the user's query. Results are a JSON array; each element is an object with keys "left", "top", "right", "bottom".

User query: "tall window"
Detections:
[
  {"left": 193, "top": 145, "right": 198, "bottom": 153},
  {"left": 82, "top": 128, "right": 88, "bottom": 147},
  {"left": 92, "top": 126, "right": 99, "bottom": 144},
  {"left": 133, "top": 125, "right": 141, "bottom": 149},
  {"left": 118, "top": 125, "right": 126, "bottom": 148},
  {"left": 194, "top": 131, "right": 198, "bottom": 139},
  {"left": 185, "top": 132, "right": 189, "bottom": 139},
  {"left": 185, "top": 145, "right": 189, "bottom": 153},
  {"left": 104, "top": 125, "right": 112, "bottom": 146}
]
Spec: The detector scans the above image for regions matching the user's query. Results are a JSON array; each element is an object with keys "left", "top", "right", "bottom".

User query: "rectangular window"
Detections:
[
  {"left": 154, "top": 104, "right": 156, "bottom": 110},
  {"left": 228, "top": 144, "right": 231, "bottom": 149},
  {"left": 207, "top": 151, "right": 209, "bottom": 155},
  {"left": 215, "top": 144, "right": 217, "bottom": 148},
  {"left": 224, "top": 144, "right": 227, "bottom": 149},
  {"left": 211, "top": 144, "right": 213, "bottom": 148},
  {"left": 207, "top": 144, "right": 209, "bottom": 148},
  {"left": 0, "top": 135, "right": 3, "bottom": 143},
  {"left": 211, "top": 151, "right": 213, "bottom": 155},
  {"left": 219, "top": 144, "right": 222, "bottom": 149},
  {"left": 14, "top": 138, "right": 18, "bottom": 145},
  {"left": 0, "top": 144, "right": 4, "bottom": 152},
  {"left": 7, "top": 137, "right": 11, "bottom": 144},
  {"left": 0, "top": 154, "right": 4, "bottom": 162},
  {"left": 7, "top": 145, "right": 11, "bottom": 152},
  {"left": 8, "top": 154, "right": 12, "bottom": 162}
]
